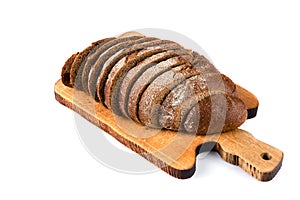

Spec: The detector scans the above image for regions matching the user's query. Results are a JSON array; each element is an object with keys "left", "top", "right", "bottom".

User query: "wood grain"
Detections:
[{"left": 54, "top": 79, "right": 282, "bottom": 181}]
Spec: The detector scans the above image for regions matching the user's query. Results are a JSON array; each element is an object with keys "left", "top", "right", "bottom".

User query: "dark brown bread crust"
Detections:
[
  {"left": 127, "top": 56, "right": 189, "bottom": 123},
  {"left": 118, "top": 50, "right": 192, "bottom": 118},
  {"left": 104, "top": 48, "right": 165, "bottom": 112},
  {"left": 61, "top": 52, "right": 79, "bottom": 87},
  {"left": 69, "top": 39, "right": 112, "bottom": 89},
  {"left": 183, "top": 94, "right": 247, "bottom": 135},
  {"left": 81, "top": 37, "right": 138, "bottom": 93},
  {"left": 75, "top": 38, "right": 115, "bottom": 90},
  {"left": 138, "top": 63, "right": 201, "bottom": 128},
  {"left": 79, "top": 37, "right": 116, "bottom": 92},
  {"left": 159, "top": 74, "right": 237, "bottom": 131},
  {"left": 96, "top": 39, "right": 184, "bottom": 103},
  {"left": 88, "top": 37, "right": 157, "bottom": 100},
  {"left": 105, "top": 42, "right": 185, "bottom": 114},
  {"left": 105, "top": 48, "right": 164, "bottom": 111},
  {"left": 138, "top": 56, "right": 224, "bottom": 128},
  {"left": 173, "top": 49, "right": 193, "bottom": 62},
  {"left": 191, "top": 52, "right": 219, "bottom": 73}
]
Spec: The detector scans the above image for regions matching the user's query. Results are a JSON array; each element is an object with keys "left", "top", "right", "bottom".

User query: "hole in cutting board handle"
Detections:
[{"left": 261, "top": 152, "right": 272, "bottom": 160}]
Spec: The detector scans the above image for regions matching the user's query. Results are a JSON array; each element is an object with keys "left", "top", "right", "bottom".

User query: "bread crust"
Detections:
[
  {"left": 80, "top": 37, "right": 116, "bottom": 92},
  {"left": 183, "top": 94, "right": 247, "bottom": 134},
  {"left": 69, "top": 38, "right": 113, "bottom": 89},
  {"left": 117, "top": 50, "right": 191, "bottom": 118},
  {"left": 127, "top": 56, "right": 189, "bottom": 123},
  {"left": 61, "top": 52, "right": 79, "bottom": 87},
  {"left": 138, "top": 63, "right": 200, "bottom": 128},
  {"left": 95, "top": 39, "right": 181, "bottom": 103},
  {"left": 159, "top": 74, "right": 239, "bottom": 132},
  {"left": 106, "top": 42, "right": 187, "bottom": 115},
  {"left": 87, "top": 36, "right": 151, "bottom": 100}
]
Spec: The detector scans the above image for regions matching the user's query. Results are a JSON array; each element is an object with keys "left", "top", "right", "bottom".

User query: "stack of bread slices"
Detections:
[{"left": 61, "top": 32, "right": 247, "bottom": 135}]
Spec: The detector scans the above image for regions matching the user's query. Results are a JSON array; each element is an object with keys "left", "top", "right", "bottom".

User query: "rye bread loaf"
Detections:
[
  {"left": 88, "top": 37, "right": 156, "bottom": 100},
  {"left": 105, "top": 42, "right": 186, "bottom": 114},
  {"left": 60, "top": 33, "right": 248, "bottom": 135},
  {"left": 127, "top": 56, "right": 189, "bottom": 123}
]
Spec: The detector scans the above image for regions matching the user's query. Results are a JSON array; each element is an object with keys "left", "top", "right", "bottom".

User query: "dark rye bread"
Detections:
[
  {"left": 60, "top": 33, "right": 248, "bottom": 136},
  {"left": 69, "top": 38, "right": 113, "bottom": 89},
  {"left": 138, "top": 64, "right": 202, "bottom": 128},
  {"left": 127, "top": 56, "right": 189, "bottom": 123},
  {"left": 95, "top": 39, "right": 185, "bottom": 103},
  {"left": 88, "top": 37, "right": 156, "bottom": 100},
  {"left": 183, "top": 94, "right": 247, "bottom": 134},
  {"left": 171, "top": 49, "right": 193, "bottom": 61},
  {"left": 138, "top": 55, "right": 223, "bottom": 128},
  {"left": 158, "top": 73, "right": 238, "bottom": 132},
  {"left": 104, "top": 42, "right": 185, "bottom": 113},
  {"left": 104, "top": 48, "right": 165, "bottom": 110},
  {"left": 191, "top": 52, "right": 219, "bottom": 73},
  {"left": 75, "top": 38, "right": 116, "bottom": 90},
  {"left": 61, "top": 52, "right": 79, "bottom": 87},
  {"left": 117, "top": 50, "right": 189, "bottom": 118},
  {"left": 81, "top": 36, "right": 141, "bottom": 93}
]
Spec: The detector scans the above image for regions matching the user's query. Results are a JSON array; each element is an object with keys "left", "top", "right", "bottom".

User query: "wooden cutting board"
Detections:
[{"left": 54, "top": 79, "right": 283, "bottom": 181}]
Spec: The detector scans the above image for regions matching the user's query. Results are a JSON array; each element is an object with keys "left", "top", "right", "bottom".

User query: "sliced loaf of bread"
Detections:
[{"left": 60, "top": 33, "right": 248, "bottom": 135}]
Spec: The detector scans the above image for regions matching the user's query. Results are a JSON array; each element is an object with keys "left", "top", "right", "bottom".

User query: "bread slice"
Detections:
[
  {"left": 81, "top": 36, "right": 140, "bottom": 93},
  {"left": 105, "top": 42, "right": 185, "bottom": 114},
  {"left": 87, "top": 37, "right": 157, "bottom": 100},
  {"left": 69, "top": 38, "right": 114, "bottom": 89},
  {"left": 95, "top": 39, "right": 186, "bottom": 103},
  {"left": 61, "top": 52, "right": 79, "bottom": 87},
  {"left": 183, "top": 94, "right": 247, "bottom": 134},
  {"left": 127, "top": 56, "right": 189, "bottom": 123},
  {"left": 159, "top": 73, "right": 237, "bottom": 131}
]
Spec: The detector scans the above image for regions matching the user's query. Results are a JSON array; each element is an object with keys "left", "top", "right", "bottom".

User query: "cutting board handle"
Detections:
[{"left": 215, "top": 129, "right": 283, "bottom": 181}]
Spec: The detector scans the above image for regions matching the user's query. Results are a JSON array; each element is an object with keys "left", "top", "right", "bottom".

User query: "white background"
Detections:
[{"left": 1, "top": 0, "right": 299, "bottom": 199}]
